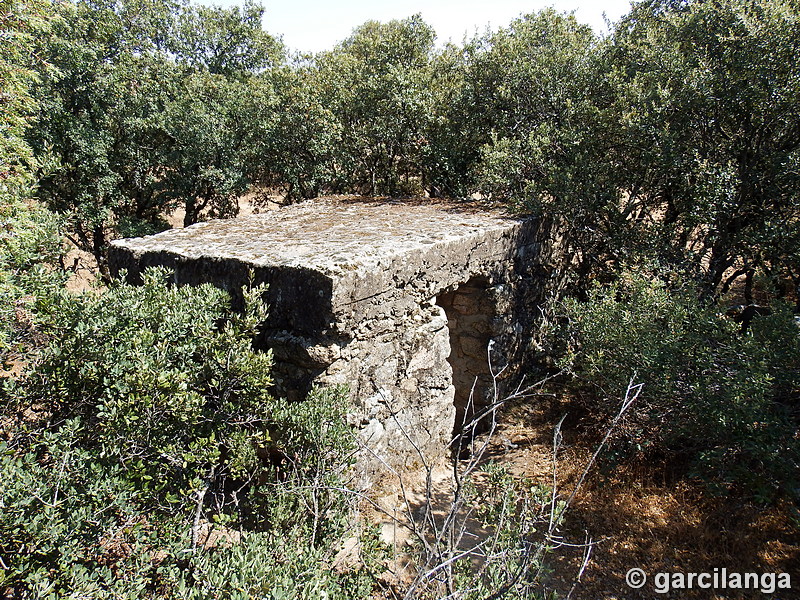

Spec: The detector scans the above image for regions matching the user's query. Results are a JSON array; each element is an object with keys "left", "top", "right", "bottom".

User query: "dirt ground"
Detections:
[
  {"left": 433, "top": 401, "right": 799, "bottom": 599},
  {"left": 356, "top": 392, "right": 798, "bottom": 599}
]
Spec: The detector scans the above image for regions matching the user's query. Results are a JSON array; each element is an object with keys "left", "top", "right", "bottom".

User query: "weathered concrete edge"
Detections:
[
  {"left": 108, "top": 245, "right": 337, "bottom": 335},
  {"left": 108, "top": 216, "right": 540, "bottom": 336},
  {"left": 331, "top": 217, "right": 541, "bottom": 329}
]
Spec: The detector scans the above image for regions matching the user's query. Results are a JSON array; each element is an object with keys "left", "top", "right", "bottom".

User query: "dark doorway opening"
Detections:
[{"left": 436, "top": 276, "right": 496, "bottom": 445}]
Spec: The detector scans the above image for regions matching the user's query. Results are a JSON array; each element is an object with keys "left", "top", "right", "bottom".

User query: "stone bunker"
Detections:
[{"left": 109, "top": 198, "right": 546, "bottom": 483}]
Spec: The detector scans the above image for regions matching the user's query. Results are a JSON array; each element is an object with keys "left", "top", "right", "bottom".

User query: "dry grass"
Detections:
[
  {"left": 489, "top": 400, "right": 800, "bottom": 599},
  {"left": 354, "top": 390, "right": 798, "bottom": 598}
]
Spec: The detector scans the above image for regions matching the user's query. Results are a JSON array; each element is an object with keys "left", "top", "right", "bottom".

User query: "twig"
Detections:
[{"left": 565, "top": 532, "right": 594, "bottom": 600}]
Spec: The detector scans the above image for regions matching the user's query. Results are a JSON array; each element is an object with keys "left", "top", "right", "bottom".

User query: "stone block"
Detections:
[{"left": 109, "top": 198, "right": 545, "bottom": 486}]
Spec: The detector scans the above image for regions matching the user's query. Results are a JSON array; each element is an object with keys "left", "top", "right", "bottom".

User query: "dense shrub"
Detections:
[
  {"left": 0, "top": 199, "right": 64, "bottom": 364},
  {"left": 0, "top": 270, "right": 374, "bottom": 598},
  {"left": 548, "top": 267, "right": 800, "bottom": 501},
  {"left": 314, "top": 15, "right": 438, "bottom": 197},
  {"left": 14, "top": 269, "right": 273, "bottom": 497},
  {"left": 0, "top": 428, "right": 376, "bottom": 599},
  {"left": 29, "top": 0, "right": 284, "bottom": 274}
]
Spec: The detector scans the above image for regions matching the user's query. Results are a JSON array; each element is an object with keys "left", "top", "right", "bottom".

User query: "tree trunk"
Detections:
[
  {"left": 702, "top": 240, "right": 734, "bottom": 302},
  {"left": 743, "top": 269, "right": 755, "bottom": 305},
  {"left": 184, "top": 194, "right": 209, "bottom": 228},
  {"left": 184, "top": 197, "right": 198, "bottom": 228},
  {"left": 92, "top": 224, "right": 111, "bottom": 282}
]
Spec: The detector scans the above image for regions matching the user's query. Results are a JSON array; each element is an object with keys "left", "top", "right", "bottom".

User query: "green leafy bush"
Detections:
[
  {"left": 404, "top": 459, "right": 560, "bottom": 600},
  {"left": 0, "top": 422, "right": 374, "bottom": 599},
  {"left": 16, "top": 268, "right": 273, "bottom": 502},
  {"left": 1, "top": 269, "right": 372, "bottom": 598},
  {"left": 549, "top": 267, "right": 800, "bottom": 501},
  {"left": 0, "top": 420, "right": 162, "bottom": 598},
  {"left": 457, "top": 464, "right": 559, "bottom": 600},
  {"left": 0, "top": 198, "right": 65, "bottom": 362}
]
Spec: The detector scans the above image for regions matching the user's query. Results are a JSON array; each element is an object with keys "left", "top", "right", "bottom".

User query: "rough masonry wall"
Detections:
[
  {"left": 109, "top": 199, "right": 549, "bottom": 485},
  {"left": 258, "top": 295, "right": 456, "bottom": 484}
]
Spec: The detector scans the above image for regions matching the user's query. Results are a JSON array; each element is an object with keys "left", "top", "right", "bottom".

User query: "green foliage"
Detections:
[
  {"left": 468, "top": 10, "right": 601, "bottom": 200},
  {"left": 29, "top": 0, "right": 285, "bottom": 273},
  {"left": 466, "top": 464, "right": 558, "bottom": 594},
  {"left": 171, "top": 530, "right": 379, "bottom": 600},
  {"left": 407, "top": 460, "right": 559, "bottom": 600},
  {"left": 19, "top": 269, "right": 272, "bottom": 499},
  {"left": 315, "top": 15, "right": 438, "bottom": 196},
  {"left": 607, "top": 0, "right": 800, "bottom": 294},
  {"left": 255, "top": 63, "right": 342, "bottom": 200},
  {"left": 444, "top": 0, "right": 800, "bottom": 299},
  {"left": 416, "top": 42, "right": 474, "bottom": 198},
  {"left": 0, "top": 0, "right": 66, "bottom": 368},
  {"left": 245, "top": 386, "right": 356, "bottom": 542},
  {"left": 167, "top": 0, "right": 283, "bottom": 77},
  {"left": 247, "top": 15, "right": 444, "bottom": 201},
  {"left": 441, "top": 10, "right": 628, "bottom": 292},
  {"left": 0, "top": 198, "right": 64, "bottom": 361},
  {"left": 0, "top": 424, "right": 373, "bottom": 599},
  {"left": 1, "top": 270, "right": 368, "bottom": 597},
  {"left": 550, "top": 267, "right": 800, "bottom": 501},
  {"left": 0, "top": 420, "right": 159, "bottom": 597},
  {"left": 161, "top": 71, "right": 260, "bottom": 226},
  {"left": 30, "top": 0, "right": 174, "bottom": 271},
  {"left": 0, "top": 0, "right": 52, "bottom": 203}
]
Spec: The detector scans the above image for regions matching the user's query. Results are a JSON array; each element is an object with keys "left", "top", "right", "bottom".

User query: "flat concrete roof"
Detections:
[
  {"left": 112, "top": 199, "right": 520, "bottom": 276},
  {"left": 109, "top": 198, "right": 537, "bottom": 334}
]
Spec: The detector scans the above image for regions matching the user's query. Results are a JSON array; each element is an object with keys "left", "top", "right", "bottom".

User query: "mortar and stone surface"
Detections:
[{"left": 109, "top": 197, "right": 546, "bottom": 486}]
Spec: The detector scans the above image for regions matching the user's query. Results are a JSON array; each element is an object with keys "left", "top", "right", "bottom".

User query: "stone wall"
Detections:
[{"left": 109, "top": 198, "right": 550, "bottom": 485}]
